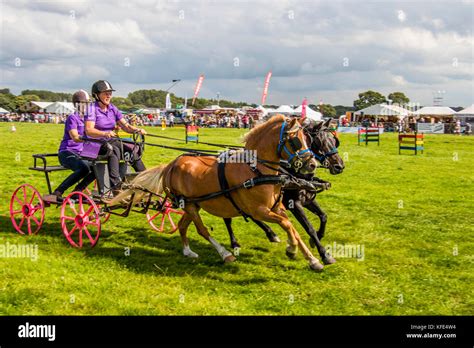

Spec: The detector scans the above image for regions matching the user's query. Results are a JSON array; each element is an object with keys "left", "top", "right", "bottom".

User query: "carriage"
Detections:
[
  {"left": 9, "top": 134, "right": 183, "bottom": 248},
  {"left": 9, "top": 117, "right": 344, "bottom": 271}
]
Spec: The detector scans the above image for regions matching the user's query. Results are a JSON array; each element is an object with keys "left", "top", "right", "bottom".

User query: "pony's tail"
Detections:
[{"left": 107, "top": 164, "right": 167, "bottom": 206}]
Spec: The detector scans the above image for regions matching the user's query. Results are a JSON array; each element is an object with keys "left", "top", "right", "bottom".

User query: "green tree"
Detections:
[
  {"left": 388, "top": 92, "right": 409, "bottom": 105},
  {"left": 0, "top": 91, "right": 16, "bottom": 111},
  {"left": 15, "top": 94, "right": 40, "bottom": 110},
  {"left": 353, "top": 90, "right": 387, "bottom": 110},
  {"left": 317, "top": 104, "right": 337, "bottom": 118},
  {"left": 111, "top": 97, "right": 134, "bottom": 112},
  {"left": 333, "top": 105, "right": 355, "bottom": 116},
  {"left": 21, "top": 89, "right": 72, "bottom": 102}
]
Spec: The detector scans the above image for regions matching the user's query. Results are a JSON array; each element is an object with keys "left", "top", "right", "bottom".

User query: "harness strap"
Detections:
[{"left": 218, "top": 161, "right": 250, "bottom": 221}]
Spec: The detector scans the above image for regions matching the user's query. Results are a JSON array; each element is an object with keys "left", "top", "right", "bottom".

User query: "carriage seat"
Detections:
[{"left": 29, "top": 154, "right": 68, "bottom": 172}]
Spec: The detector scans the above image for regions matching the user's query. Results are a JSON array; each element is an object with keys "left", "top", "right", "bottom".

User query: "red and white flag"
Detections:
[
  {"left": 192, "top": 74, "right": 205, "bottom": 106},
  {"left": 261, "top": 71, "right": 272, "bottom": 105},
  {"left": 301, "top": 98, "right": 308, "bottom": 120}
]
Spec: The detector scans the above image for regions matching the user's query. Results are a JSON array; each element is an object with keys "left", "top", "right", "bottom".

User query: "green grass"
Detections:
[{"left": 0, "top": 123, "right": 472, "bottom": 315}]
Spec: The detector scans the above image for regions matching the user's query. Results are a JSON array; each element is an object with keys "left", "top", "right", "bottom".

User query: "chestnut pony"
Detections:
[{"left": 110, "top": 115, "right": 326, "bottom": 271}]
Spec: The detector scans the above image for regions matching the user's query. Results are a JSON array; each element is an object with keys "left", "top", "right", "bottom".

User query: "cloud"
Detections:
[{"left": 0, "top": 0, "right": 472, "bottom": 107}]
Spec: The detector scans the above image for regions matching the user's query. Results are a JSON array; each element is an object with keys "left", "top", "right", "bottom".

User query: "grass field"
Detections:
[{"left": 0, "top": 123, "right": 472, "bottom": 315}]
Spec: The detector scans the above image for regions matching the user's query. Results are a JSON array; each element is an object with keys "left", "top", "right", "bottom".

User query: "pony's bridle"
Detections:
[
  {"left": 310, "top": 130, "right": 339, "bottom": 167},
  {"left": 277, "top": 120, "right": 313, "bottom": 171}
]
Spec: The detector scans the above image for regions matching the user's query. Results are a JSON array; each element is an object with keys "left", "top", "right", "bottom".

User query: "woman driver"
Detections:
[{"left": 84, "top": 80, "right": 146, "bottom": 193}]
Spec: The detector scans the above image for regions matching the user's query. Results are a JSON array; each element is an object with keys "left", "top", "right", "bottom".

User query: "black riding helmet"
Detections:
[{"left": 91, "top": 80, "right": 115, "bottom": 103}]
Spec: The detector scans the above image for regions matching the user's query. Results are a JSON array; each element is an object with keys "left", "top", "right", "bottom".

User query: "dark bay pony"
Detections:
[
  {"left": 224, "top": 119, "right": 345, "bottom": 265},
  {"left": 110, "top": 116, "right": 329, "bottom": 271}
]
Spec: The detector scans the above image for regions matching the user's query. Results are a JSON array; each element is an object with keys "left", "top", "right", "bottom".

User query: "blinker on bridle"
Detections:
[
  {"left": 311, "top": 130, "right": 339, "bottom": 165},
  {"left": 277, "top": 120, "right": 312, "bottom": 170}
]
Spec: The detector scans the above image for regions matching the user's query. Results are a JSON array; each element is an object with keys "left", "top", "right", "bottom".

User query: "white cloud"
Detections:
[
  {"left": 397, "top": 10, "right": 407, "bottom": 22},
  {"left": 0, "top": 0, "right": 472, "bottom": 106}
]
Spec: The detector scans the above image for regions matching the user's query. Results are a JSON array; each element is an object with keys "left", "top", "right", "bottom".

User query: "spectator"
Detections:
[{"left": 465, "top": 123, "right": 472, "bottom": 136}]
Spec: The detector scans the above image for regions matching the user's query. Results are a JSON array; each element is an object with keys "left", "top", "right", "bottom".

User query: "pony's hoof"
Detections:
[
  {"left": 224, "top": 254, "right": 236, "bottom": 263},
  {"left": 323, "top": 256, "right": 336, "bottom": 265},
  {"left": 309, "top": 238, "right": 316, "bottom": 248},
  {"left": 270, "top": 235, "right": 281, "bottom": 243},
  {"left": 285, "top": 250, "right": 297, "bottom": 259},
  {"left": 309, "top": 260, "right": 324, "bottom": 272},
  {"left": 183, "top": 249, "right": 199, "bottom": 258}
]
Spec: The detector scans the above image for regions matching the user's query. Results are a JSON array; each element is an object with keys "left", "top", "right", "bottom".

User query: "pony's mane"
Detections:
[{"left": 242, "top": 114, "right": 285, "bottom": 144}]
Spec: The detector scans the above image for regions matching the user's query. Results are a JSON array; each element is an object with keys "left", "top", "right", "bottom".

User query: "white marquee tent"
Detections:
[
  {"left": 354, "top": 104, "right": 410, "bottom": 118},
  {"left": 293, "top": 105, "right": 322, "bottom": 121},
  {"left": 456, "top": 104, "right": 474, "bottom": 116},
  {"left": 274, "top": 105, "right": 295, "bottom": 114},
  {"left": 45, "top": 102, "right": 75, "bottom": 115},
  {"left": 20, "top": 101, "right": 53, "bottom": 112},
  {"left": 414, "top": 106, "right": 456, "bottom": 117}
]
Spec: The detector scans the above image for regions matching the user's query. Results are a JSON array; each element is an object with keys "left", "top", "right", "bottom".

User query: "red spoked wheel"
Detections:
[
  {"left": 60, "top": 192, "right": 101, "bottom": 248},
  {"left": 84, "top": 181, "right": 110, "bottom": 224},
  {"left": 146, "top": 197, "right": 184, "bottom": 234},
  {"left": 10, "top": 184, "right": 45, "bottom": 235},
  {"left": 99, "top": 208, "right": 111, "bottom": 224}
]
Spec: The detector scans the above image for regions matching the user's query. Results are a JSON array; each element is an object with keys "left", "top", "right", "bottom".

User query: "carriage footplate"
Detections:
[{"left": 42, "top": 194, "right": 63, "bottom": 204}]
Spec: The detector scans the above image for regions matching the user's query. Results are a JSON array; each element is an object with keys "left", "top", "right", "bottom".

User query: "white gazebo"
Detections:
[
  {"left": 354, "top": 104, "right": 410, "bottom": 120},
  {"left": 20, "top": 101, "right": 53, "bottom": 113},
  {"left": 0, "top": 107, "right": 10, "bottom": 114},
  {"left": 274, "top": 105, "right": 295, "bottom": 114},
  {"left": 293, "top": 105, "right": 322, "bottom": 121},
  {"left": 456, "top": 104, "right": 474, "bottom": 116},
  {"left": 456, "top": 104, "right": 474, "bottom": 124},
  {"left": 45, "top": 102, "right": 75, "bottom": 115},
  {"left": 255, "top": 105, "right": 268, "bottom": 116},
  {"left": 414, "top": 106, "right": 456, "bottom": 122}
]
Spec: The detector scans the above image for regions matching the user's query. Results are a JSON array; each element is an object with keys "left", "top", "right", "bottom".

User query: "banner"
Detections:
[
  {"left": 165, "top": 93, "right": 171, "bottom": 109},
  {"left": 192, "top": 74, "right": 205, "bottom": 106},
  {"left": 417, "top": 123, "right": 444, "bottom": 134},
  {"left": 261, "top": 71, "right": 272, "bottom": 105},
  {"left": 301, "top": 98, "right": 308, "bottom": 119}
]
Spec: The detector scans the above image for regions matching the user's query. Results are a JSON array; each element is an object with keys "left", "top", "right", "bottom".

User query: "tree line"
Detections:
[{"left": 0, "top": 87, "right": 410, "bottom": 118}]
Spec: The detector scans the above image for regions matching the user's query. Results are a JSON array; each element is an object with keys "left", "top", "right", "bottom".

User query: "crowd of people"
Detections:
[
  {"left": 0, "top": 110, "right": 258, "bottom": 129},
  {"left": 1, "top": 107, "right": 471, "bottom": 135},
  {"left": 187, "top": 114, "right": 255, "bottom": 128},
  {"left": 339, "top": 117, "right": 472, "bottom": 134}
]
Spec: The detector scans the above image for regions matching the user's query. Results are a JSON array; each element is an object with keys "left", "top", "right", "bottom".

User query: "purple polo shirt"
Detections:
[
  {"left": 58, "top": 112, "right": 84, "bottom": 154},
  {"left": 81, "top": 102, "right": 123, "bottom": 159},
  {"left": 86, "top": 101, "right": 123, "bottom": 131}
]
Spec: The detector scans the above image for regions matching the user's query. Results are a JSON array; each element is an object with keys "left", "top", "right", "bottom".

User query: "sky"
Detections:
[{"left": 0, "top": 0, "right": 473, "bottom": 107}]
